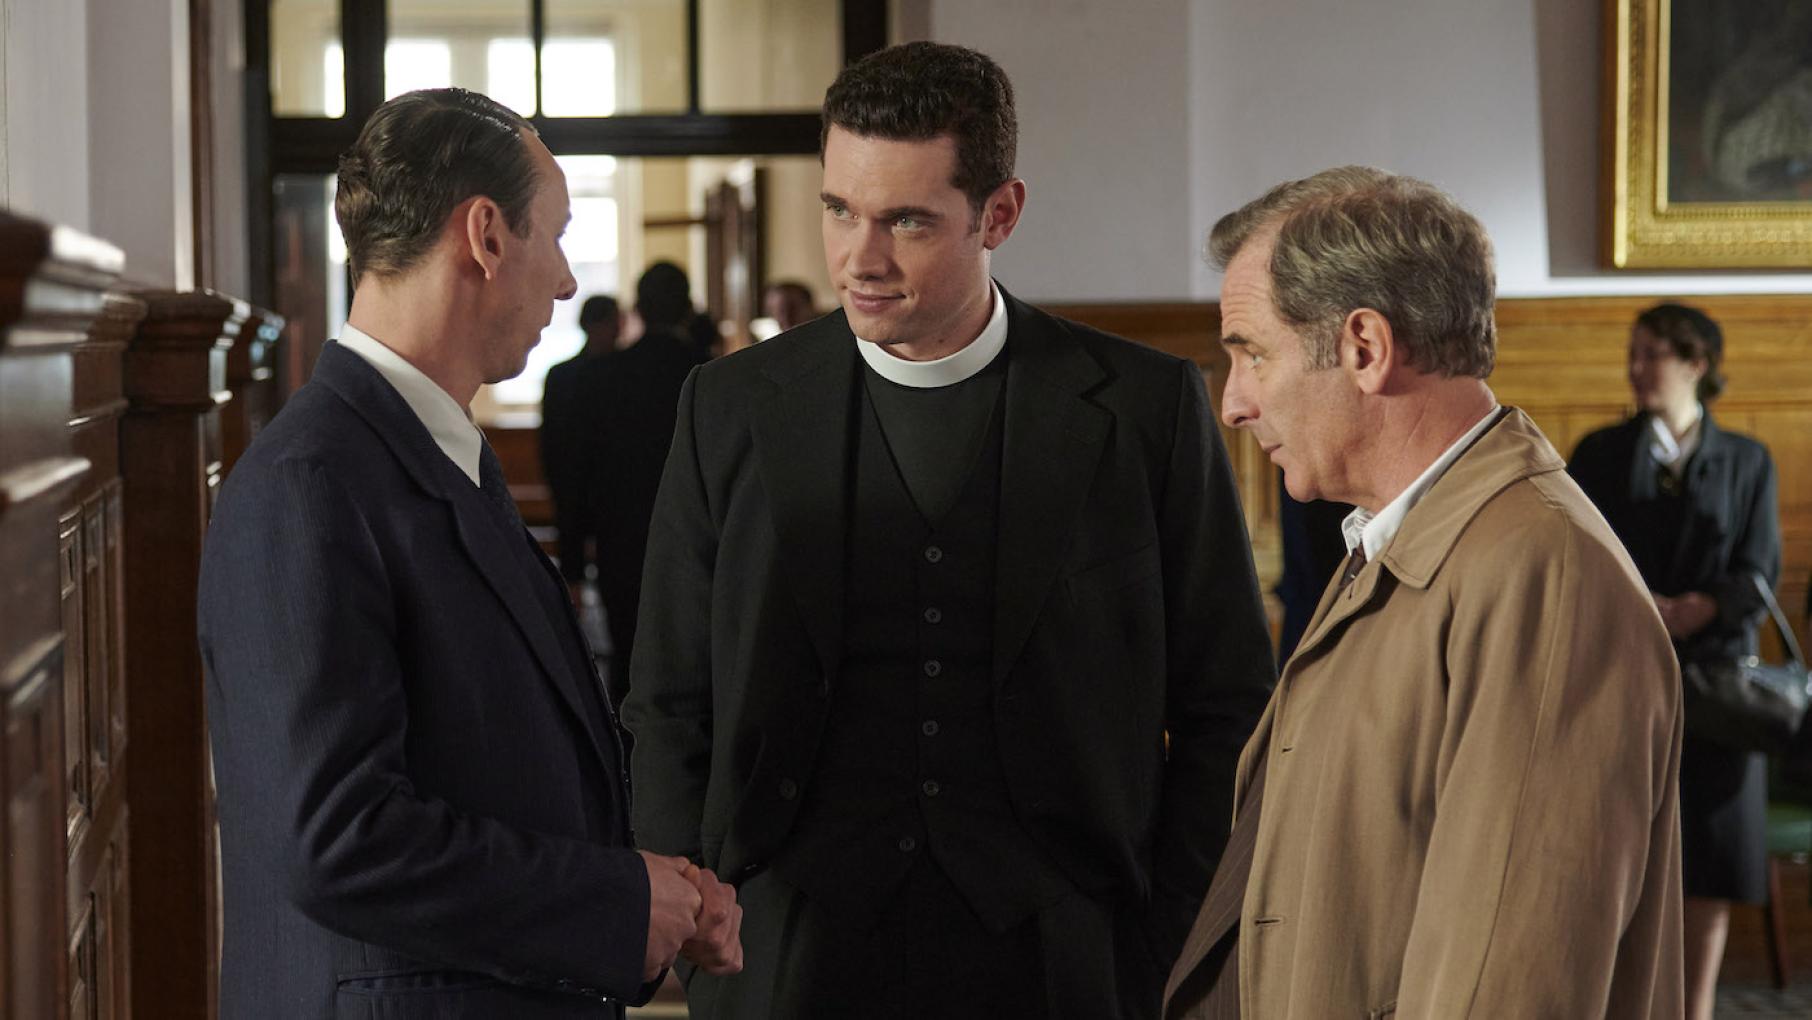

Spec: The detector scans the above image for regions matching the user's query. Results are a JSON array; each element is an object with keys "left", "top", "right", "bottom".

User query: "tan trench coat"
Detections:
[{"left": 1165, "top": 410, "right": 1683, "bottom": 1019}]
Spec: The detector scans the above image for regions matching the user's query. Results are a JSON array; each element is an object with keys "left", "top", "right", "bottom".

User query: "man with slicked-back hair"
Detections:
[{"left": 199, "top": 88, "right": 740, "bottom": 1019}]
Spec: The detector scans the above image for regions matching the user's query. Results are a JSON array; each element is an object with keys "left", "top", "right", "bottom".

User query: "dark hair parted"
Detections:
[
  {"left": 1636, "top": 302, "right": 1726, "bottom": 402},
  {"left": 821, "top": 42, "right": 1017, "bottom": 214},
  {"left": 1209, "top": 166, "right": 1498, "bottom": 379},
  {"left": 335, "top": 88, "right": 539, "bottom": 282}
]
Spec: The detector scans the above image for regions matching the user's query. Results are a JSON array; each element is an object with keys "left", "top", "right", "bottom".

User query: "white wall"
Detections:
[
  {"left": 916, "top": 0, "right": 1812, "bottom": 301},
  {"left": 88, "top": 0, "right": 188, "bottom": 288},
  {"left": 1191, "top": 0, "right": 1812, "bottom": 298},
  {"left": 4, "top": 0, "right": 92, "bottom": 229},
  {"left": 0, "top": 0, "right": 206, "bottom": 289},
  {"left": 922, "top": 0, "right": 1196, "bottom": 303},
  {"left": 211, "top": 0, "right": 248, "bottom": 298}
]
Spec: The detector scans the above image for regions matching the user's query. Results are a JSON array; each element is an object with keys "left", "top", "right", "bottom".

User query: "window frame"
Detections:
[{"left": 244, "top": 0, "right": 887, "bottom": 308}]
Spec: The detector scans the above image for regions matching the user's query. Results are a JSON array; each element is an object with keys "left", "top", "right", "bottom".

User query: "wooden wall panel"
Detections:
[
  {"left": 121, "top": 290, "right": 244, "bottom": 1020},
  {"left": 1046, "top": 294, "right": 1812, "bottom": 651},
  {"left": 1, "top": 213, "right": 126, "bottom": 1020}
]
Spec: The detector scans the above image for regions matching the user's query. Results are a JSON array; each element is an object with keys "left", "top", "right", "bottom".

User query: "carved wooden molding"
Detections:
[
  {"left": 125, "top": 290, "right": 247, "bottom": 412},
  {"left": 0, "top": 215, "right": 126, "bottom": 353}
]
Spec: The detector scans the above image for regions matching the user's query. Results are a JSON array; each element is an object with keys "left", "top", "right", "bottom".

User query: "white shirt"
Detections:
[
  {"left": 856, "top": 282, "right": 1008, "bottom": 389},
  {"left": 335, "top": 324, "right": 485, "bottom": 486},
  {"left": 1342, "top": 406, "right": 1506, "bottom": 561},
  {"left": 1646, "top": 404, "right": 1704, "bottom": 476}
]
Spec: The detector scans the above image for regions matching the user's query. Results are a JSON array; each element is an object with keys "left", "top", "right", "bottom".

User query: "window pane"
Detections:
[
  {"left": 484, "top": 155, "right": 621, "bottom": 407},
  {"left": 385, "top": 40, "right": 453, "bottom": 98},
  {"left": 486, "top": 38, "right": 537, "bottom": 116},
  {"left": 475, "top": 154, "right": 833, "bottom": 417},
  {"left": 545, "top": 0, "right": 686, "bottom": 116},
  {"left": 699, "top": 0, "right": 841, "bottom": 113},
  {"left": 542, "top": 39, "right": 617, "bottom": 116},
  {"left": 270, "top": 0, "right": 341, "bottom": 116},
  {"left": 387, "top": 0, "right": 532, "bottom": 101}
]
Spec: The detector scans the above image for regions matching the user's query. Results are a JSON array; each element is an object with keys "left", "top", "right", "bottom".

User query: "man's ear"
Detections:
[
  {"left": 1341, "top": 307, "right": 1398, "bottom": 395},
  {"left": 462, "top": 196, "right": 507, "bottom": 281},
  {"left": 981, "top": 178, "right": 1026, "bottom": 250}
]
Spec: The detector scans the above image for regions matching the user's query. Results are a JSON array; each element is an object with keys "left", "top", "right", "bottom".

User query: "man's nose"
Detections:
[
  {"left": 848, "top": 223, "right": 892, "bottom": 279},
  {"left": 1220, "top": 370, "right": 1255, "bottom": 429}
]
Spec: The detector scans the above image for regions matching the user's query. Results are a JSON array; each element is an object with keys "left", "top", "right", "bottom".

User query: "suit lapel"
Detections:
[
  {"left": 445, "top": 482, "right": 616, "bottom": 768},
  {"left": 992, "top": 296, "right": 1111, "bottom": 683},
  {"left": 750, "top": 323, "right": 857, "bottom": 681},
  {"left": 312, "top": 343, "right": 616, "bottom": 771}
]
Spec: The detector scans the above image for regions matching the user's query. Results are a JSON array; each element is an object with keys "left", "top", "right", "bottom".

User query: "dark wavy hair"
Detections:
[
  {"left": 821, "top": 42, "right": 1017, "bottom": 216},
  {"left": 334, "top": 88, "right": 539, "bottom": 282},
  {"left": 1635, "top": 302, "right": 1726, "bottom": 402}
]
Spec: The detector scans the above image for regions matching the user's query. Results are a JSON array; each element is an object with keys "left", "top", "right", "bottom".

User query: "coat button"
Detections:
[
  {"left": 923, "top": 606, "right": 942, "bottom": 624},
  {"left": 923, "top": 659, "right": 941, "bottom": 678},
  {"left": 898, "top": 836, "right": 918, "bottom": 853},
  {"left": 921, "top": 719, "right": 940, "bottom": 736},
  {"left": 924, "top": 545, "right": 943, "bottom": 563},
  {"left": 778, "top": 778, "right": 799, "bottom": 800},
  {"left": 921, "top": 780, "right": 941, "bottom": 797}
]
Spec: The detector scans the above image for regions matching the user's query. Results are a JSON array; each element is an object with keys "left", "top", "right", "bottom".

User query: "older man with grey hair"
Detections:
[{"left": 1162, "top": 167, "right": 1684, "bottom": 1019}]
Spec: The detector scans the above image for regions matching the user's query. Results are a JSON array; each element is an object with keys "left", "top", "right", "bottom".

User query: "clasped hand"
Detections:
[{"left": 639, "top": 850, "right": 745, "bottom": 983}]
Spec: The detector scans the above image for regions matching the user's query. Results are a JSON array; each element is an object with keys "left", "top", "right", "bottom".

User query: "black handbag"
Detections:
[{"left": 1679, "top": 573, "right": 1809, "bottom": 755}]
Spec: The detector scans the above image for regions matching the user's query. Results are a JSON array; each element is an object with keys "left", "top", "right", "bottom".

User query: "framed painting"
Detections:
[{"left": 1605, "top": 0, "right": 1812, "bottom": 268}]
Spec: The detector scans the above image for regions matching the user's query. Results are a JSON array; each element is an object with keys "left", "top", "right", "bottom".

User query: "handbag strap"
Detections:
[{"left": 1750, "top": 572, "right": 1806, "bottom": 668}]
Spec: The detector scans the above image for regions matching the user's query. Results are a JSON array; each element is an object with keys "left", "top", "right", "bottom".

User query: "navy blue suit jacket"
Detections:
[{"left": 199, "top": 342, "right": 649, "bottom": 1018}]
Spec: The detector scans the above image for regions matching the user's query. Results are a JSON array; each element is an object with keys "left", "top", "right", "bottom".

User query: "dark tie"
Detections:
[
  {"left": 478, "top": 441, "right": 529, "bottom": 538},
  {"left": 1337, "top": 544, "right": 1367, "bottom": 590}
]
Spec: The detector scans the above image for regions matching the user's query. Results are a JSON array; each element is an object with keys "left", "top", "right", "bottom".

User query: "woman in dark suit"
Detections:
[{"left": 1568, "top": 302, "right": 1780, "bottom": 1020}]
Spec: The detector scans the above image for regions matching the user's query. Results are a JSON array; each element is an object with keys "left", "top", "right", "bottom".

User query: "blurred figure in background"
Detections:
[
  {"left": 763, "top": 280, "right": 821, "bottom": 333},
  {"left": 1570, "top": 302, "right": 1781, "bottom": 1020},
  {"left": 540, "top": 294, "right": 622, "bottom": 602},
  {"left": 582, "top": 266, "right": 700, "bottom": 708},
  {"left": 636, "top": 260, "right": 717, "bottom": 363}
]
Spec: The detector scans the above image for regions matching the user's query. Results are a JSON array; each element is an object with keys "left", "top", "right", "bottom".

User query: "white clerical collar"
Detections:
[
  {"left": 1342, "top": 406, "right": 1506, "bottom": 561},
  {"left": 336, "top": 324, "right": 485, "bottom": 486},
  {"left": 856, "top": 282, "right": 1008, "bottom": 388},
  {"left": 1646, "top": 404, "right": 1704, "bottom": 476}
]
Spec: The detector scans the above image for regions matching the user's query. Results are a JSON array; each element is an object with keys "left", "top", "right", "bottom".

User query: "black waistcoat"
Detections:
[{"left": 770, "top": 372, "right": 1070, "bottom": 932}]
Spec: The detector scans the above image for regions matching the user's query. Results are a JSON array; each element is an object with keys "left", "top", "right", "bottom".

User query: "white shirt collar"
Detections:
[
  {"left": 1646, "top": 404, "right": 1704, "bottom": 476},
  {"left": 335, "top": 324, "right": 485, "bottom": 486},
  {"left": 856, "top": 282, "right": 1008, "bottom": 388},
  {"left": 1342, "top": 406, "right": 1506, "bottom": 561}
]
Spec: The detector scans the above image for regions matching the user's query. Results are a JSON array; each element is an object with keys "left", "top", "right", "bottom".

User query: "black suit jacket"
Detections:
[
  {"left": 1568, "top": 412, "right": 1780, "bottom": 663},
  {"left": 622, "top": 291, "right": 1275, "bottom": 990},
  {"left": 581, "top": 331, "right": 698, "bottom": 600},
  {"left": 199, "top": 343, "right": 651, "bottom": 1018}
]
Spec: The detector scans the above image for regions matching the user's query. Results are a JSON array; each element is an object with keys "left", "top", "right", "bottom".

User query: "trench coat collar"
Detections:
[{"left": 1290, "top": 408, "right": 1564, "bottom": 663}]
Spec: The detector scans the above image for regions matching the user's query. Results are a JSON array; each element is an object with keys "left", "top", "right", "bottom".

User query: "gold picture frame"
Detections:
[{"left": 1605, "top": 0, "right": 1812, "bottom": 268}]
